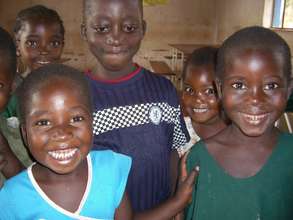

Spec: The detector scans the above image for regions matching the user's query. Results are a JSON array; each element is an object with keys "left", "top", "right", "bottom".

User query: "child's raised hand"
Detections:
[{"left": 175, "top": 152, "right": 199, "bottom": 206}]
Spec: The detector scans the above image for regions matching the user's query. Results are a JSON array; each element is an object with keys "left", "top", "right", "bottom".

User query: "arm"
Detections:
[{"left": 0, "top": 131, "right": 24, "bottom": 178}]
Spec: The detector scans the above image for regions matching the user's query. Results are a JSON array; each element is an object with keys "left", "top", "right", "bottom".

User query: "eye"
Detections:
[
  {"left": 264, "top": 82, "right": 279, "bottom": 90},
  {"left": 0, "top": 83, "right": 4, "bottom": 89},
  {"left": 70, "top": 116, "right": 84, "bottom": 123},
  {"left": 184, "top": 86, "right": 194, "bottom": 95},
  {"left": 94, "top": 25, "right": 110, "bottom": 33},
  {"left": 50, "top": 40, "right": 62, "bottom": 48},
  {"left": 25, "top": 40, "right": 37, "bottom": 48},
  {"left": 204, "top": 88, "right": 216, "bottom": 95},
  {"left": 123, "top": 24, "right": 137, "bottom": 33},
  {"left": 231, "top": 82, "right": 246, "bottom": 90},
  {"left": 35, "top": 119, "right": 50, "bottom": 126}
]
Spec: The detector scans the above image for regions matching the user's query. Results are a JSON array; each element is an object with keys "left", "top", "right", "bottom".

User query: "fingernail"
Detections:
[{"left": 195, "top": 166, "right": 200, "bottom": 172}]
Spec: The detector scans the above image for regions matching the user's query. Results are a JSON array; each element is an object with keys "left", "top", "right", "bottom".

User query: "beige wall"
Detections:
[
  {"left": 0, "top": 0, "right": 292, "bottom": 70},
  {"left": 216, "top": 0, "right": 293, "bottom": 54},
  {"left": 0, "top": 0, "right": 217, "bottom": 70}
]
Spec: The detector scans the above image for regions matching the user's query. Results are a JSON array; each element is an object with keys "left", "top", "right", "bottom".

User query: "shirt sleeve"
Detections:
[
  {"left": 113, "top": 152, "right": 132, "bottom": 207},
  {"left": 0, "top": 186, "right": 13, "bottom": 219}
]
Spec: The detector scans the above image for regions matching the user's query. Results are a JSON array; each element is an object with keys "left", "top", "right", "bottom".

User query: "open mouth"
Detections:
[
  {"left": 193, "top": 108, "right": 208, "bottom": 113},
  {"left": 241, "top": 113, "right": 268, "bottom": 125},
  {"left": 36, "top": 61, "right": 51, "bottom": 65},
  {"left": 48, "top": 148, "right": 78, "bottom": 161}
]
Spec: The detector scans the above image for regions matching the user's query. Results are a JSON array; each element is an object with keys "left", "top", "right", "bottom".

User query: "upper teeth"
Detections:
[
  {"left": 193, "top": 108, "right": 208, "bottom": 113},
  {"left": 242, "top": 113, "right": 267, "bottom": 125},
  {"left": 38, "top": 61, "right": 50, "bottom": 64},
  {"left": 48, "top": 148, "right": 78, "bottom": 160}
]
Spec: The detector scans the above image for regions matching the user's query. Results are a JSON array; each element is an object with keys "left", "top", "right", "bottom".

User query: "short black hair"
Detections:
[
  {"left": 182, "top": 46, "right": 218, "bottom": 80},
  {"left": 217, "top": 26, "right": 291, "bottom": 80},
  {"left": 17, "top": 64, "right": 92, "bottom": 123},
  {"left": 82, "top": 0, "right": 143, "bottom": 22},
  {"left": 14, "top": 5, "right": 65, "bottom": 38},
  {"left": 0, "top": 26, "right": 16, "bottom": 76}
]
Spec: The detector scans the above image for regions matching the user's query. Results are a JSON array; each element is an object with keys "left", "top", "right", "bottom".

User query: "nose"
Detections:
[
  {"left": 193, "top": 91, "right": 205, "bottom": 104},
  {"left": 106, "top": 26, "right": 122, "bottom": 46},
  {"left": 39, "top": 42, "right": 49, "bottom": 55},
  {"left": 249, "top": 86, "right": 266, "bottom": 104},
  {"left": 51, "top": 125, "right": 73, "bottom": 141}
]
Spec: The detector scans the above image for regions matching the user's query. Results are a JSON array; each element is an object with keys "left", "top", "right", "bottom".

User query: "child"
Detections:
[
  {"left": 0, "top": 27, "right": 24, "bottom": 185},
  {"left": 3, "top": 4, "right": 65, "bottom": 118},
  {"left": 178, "top": 47, "right": 228, "bottom": 157},
  {"left": 185, "top": 26, "right": 293, "bottom": 219},
  {"left": 0, "top": 64, "right": 196, "bottom": 219},
  {"left": 81, "top": 0, "right": 190, "bottom": 212}
]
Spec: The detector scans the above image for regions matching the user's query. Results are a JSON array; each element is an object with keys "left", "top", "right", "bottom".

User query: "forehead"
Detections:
[
  {"left": 85, "top": 0, "right": 142, "bottom": 20},
  {"left": 186, "top": 64, "right": 215, "bottom": 79},
  {"left": 224, "top": 49, "right": 283, "bottom": 78},
  {"left": 20, "top": 19, "right": 63, "bottom": 36}
]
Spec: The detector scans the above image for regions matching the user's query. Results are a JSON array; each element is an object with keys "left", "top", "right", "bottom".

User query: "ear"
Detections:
[
  {"left": 80, "top": 23, "right": 87, "bottom": 41},
  {"left": 15, "top": 39, "right": 21, "bottom": 57},
  {"left": 287, "top": 77, "right": 293, "bottom": 100},
  {"left": 20, "top": 123, "right": 28, "bottom": 147},
  {"left": 142, "top": 20, "right": 147, "bottom": 36},
  {"left": 215, "top": 78, "right": 223, "bottom": 99}
]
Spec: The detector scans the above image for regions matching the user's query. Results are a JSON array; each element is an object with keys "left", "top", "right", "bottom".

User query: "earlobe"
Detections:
[
  {"left": 80, "top": 23, "right": 87, "bottom": 41},
  {"left": 215, "top": 78, "right": 223, "bottom": 99},
  {"left": 287, "top": 77, "right": 293, "bottom": 100},
  {"left": 142, "top": 20, "right": 147, "bottom": 36}
]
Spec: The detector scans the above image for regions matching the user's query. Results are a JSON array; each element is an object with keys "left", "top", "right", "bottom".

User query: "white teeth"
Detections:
[
  {"left": 193, "top": 108, "right": 208, "bottom": 113},
  {"left": 37, "top": 61, "right": 50, "bottom": 65},
  {"left": 242, "top": 113, "right": 267, "bottom": 125},
  {"left": 48, "top": 148, "right": 78, "bottom": 160}
]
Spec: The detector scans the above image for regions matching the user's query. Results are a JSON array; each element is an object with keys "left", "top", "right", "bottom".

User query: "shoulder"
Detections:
[
  {"left": 90, "top": 150, "right": 132, "bottom": 171},
  {"left": 142, "top": 67, "right": 175, "bottom": 90}
]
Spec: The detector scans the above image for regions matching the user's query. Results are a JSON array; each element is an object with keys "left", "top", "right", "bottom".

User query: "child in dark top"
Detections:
[
  {"left": 0, "top": 63, "right": 196, "bottom": 219},
  {"left": 0, "top": 27, "right": 24, "bottom": 185},
  {"left": 81, "top": 0, "right": 190, "bottom": 212},
  {"left": 178, "top": 47, "right": 228, "bottom": 157},
  {"left": 185, "top": 26, "right": 293, "bottom": 220},
  {"left": 3, "top": 4, "right": 65, "bottom": 118}
]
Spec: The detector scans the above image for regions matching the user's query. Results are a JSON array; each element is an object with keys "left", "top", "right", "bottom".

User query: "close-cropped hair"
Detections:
[
  {"left": 17, "top": 64, "right": 92, "bottom": 123},
  {"left": 82, "top": 0, "right": 144, "bottom": 22},
  {"left": 182, "top": 46, "right": 218, "bottom": 80},
  {"left": 0, "top": 26, "right": 17, "bottom": 75},
  {"left": 14, "top": 5, "right": 65, "bottom": 38},
  {"left": 217, "top": 26, "right": 292, "bottom": 80}
]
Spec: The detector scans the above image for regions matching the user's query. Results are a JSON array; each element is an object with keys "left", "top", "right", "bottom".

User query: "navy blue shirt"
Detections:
[{"left": 87, "top": 65, "right": 189, "bottom": 211}]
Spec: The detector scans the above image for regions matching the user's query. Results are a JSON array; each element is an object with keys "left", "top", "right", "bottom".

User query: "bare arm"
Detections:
[
  {"left": 170, "top": 149, "right": 180, "bottom": 194},
  {"left": 0, "top": 131, "right": 24, "bottom": 178}
]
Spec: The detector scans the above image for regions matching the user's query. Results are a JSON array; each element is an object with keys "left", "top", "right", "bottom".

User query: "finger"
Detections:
[
  {"left": 179, "top": 152, "right": 189, "bottom": 180},
  {"left": 185, "top": 166, "right": 199, "bottom": 186}
]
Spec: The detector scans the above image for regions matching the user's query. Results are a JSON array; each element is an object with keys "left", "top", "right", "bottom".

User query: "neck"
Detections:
[
  {"left": 192, "top": 116, "right": 227, "bottom": 140},
  {"left": 32, "top": 158, "right": 88, "bottom": 184},
  {"left": 92, "top": 62, "right": 137, "bottom": 80}
]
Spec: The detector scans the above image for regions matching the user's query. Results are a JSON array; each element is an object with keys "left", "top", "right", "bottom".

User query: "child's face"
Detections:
[
  {"left": 221, "top": 49, "right": 289, "bottom": 136},
  {"left": 182, "top": 64, "right": 220, "bottom": 124},
  {"left": 17, "top": 19, "right": 64, "bottom": 71},
  {"left": 22, "top": 79, "right": 92, "bottom": 174},
  {"left": 0, "top": 62, "right": 13, "bottom": 112},
  {"left": 83, "top": 0, "right": 145, "bottom": 73}
]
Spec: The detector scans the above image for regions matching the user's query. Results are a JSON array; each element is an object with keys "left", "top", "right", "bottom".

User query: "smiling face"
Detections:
[
  {"left": 83, "top": 0, "right": 145, "bottom": 78},
  {"left": 22, "top": 79, "right": 92, "bottom": 174},
  {"left": 0, "top": 61, "right": 13, "bottom": 112},
  {"left": 221, "top": 49, "right": 289, "bottom": 137},
  {"left": 182, "top": 64, "right": 221, "bottom": 124},
  {"left": 16, "top": 19, "right": 64, "bottom": 72}
]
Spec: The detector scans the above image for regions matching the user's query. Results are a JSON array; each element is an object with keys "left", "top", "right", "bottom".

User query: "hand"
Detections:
[{"left": 175, "top": 152, "right": 199, "bottom": 206}]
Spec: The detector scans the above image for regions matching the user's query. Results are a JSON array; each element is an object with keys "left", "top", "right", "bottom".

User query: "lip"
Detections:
[
  {"left": 48, "top": 148, "right": 78, "bottom": 161},
  {"left": 240, "top": 113, "right": 269, "bottom": 125},
  {"left": 193, "top": 108, "right": 208, "bottom": 113},
  {"left": 36, "top": 60, "right": 51, "bottom": 65}
]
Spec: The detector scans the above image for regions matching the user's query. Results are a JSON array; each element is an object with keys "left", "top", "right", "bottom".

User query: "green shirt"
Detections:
[
  {"left": 1, "top": 94, "right": 18, "bottom": 119},
  {"left": 185, "top": 133, "right": 293, "bottom": 220}
]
